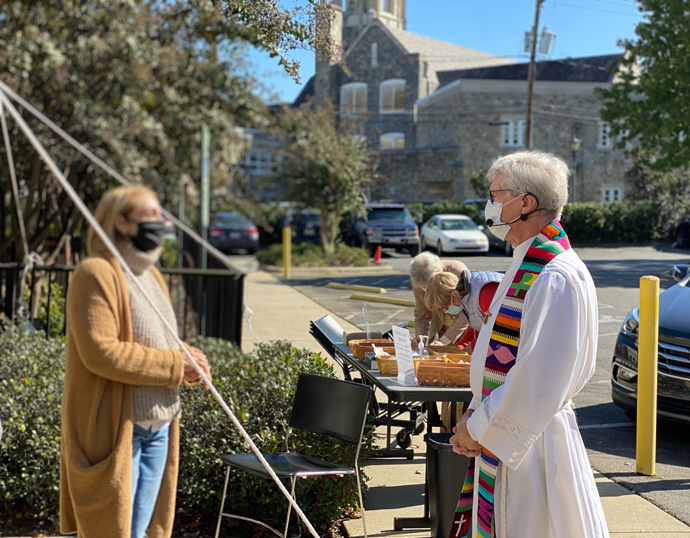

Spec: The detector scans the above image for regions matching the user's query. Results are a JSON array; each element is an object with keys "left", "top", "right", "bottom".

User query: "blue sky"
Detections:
[{"left": 249, "top": 0, "right": 647, "bottom": 104}]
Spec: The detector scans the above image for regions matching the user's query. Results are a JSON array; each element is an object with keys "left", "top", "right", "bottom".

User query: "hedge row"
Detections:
[
  {"left": 0, "top": 328, "right": 373, "bottom": 537},
  {"left": 404, "top": 200, "right": 689, "bottom": 244}
]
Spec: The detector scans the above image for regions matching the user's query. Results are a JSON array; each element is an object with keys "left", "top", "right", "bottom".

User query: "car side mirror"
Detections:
[
  {"left": 477, "top": 224, "right": 485, "bottom": 231},
  {"left": 672, "top": 264, "right": 690, "bottom": 282}
]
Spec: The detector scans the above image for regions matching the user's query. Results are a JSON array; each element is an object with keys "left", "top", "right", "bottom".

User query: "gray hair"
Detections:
[
  {"left": 487, "top": 151, "right": 569, "bottom": 221},
  {"left": 410, "top": 251, "right": 443, "bottom": 287}
]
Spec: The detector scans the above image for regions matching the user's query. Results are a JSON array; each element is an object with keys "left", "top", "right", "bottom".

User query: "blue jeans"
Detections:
[{"left": 131, "top": 423, "right": 170, "bottom": 538}]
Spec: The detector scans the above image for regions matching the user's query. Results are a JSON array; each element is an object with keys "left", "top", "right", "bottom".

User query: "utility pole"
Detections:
[{"left": 525, "top": 0, "right": 545, "bottom": 150}]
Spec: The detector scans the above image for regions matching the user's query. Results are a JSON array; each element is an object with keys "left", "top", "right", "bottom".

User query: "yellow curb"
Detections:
[
  {"left": 349, "top": 293, "right": 416, "bottom": 307},
  {"left": 327, "top": 282, "right": 387, "bottom": 294}
]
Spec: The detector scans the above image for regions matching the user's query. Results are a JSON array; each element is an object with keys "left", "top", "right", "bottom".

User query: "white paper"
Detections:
[{"left": 392, "top": 326, "right": 416, "bottom": 385}]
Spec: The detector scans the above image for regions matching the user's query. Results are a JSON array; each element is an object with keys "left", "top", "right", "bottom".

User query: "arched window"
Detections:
[
  {"left": 379, "top": 79, "right": 405, "bottom": 113},
  {"left": 340, "top": 82, "right": 368, "bottom": 117},
  {"left": 380, "top": 132, "right": 405, "bottom": 150}
]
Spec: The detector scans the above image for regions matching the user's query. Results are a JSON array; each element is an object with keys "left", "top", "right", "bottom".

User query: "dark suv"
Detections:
[
  {"left": 611, "top": 264, "right": 690, "bottom": 422},
  {"left": 352, "top": 203, "right": 420, "bottom": 256}
]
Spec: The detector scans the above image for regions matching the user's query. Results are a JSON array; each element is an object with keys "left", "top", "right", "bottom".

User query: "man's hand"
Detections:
[
  {"left": 183, "top": 348, "right": 211, "bottom": 390},
  {"left": 449, "top": 408, "right": 482, "bottom": 457}
]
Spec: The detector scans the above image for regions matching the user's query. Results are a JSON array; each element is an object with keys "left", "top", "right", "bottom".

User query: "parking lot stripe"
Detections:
[
  {"left": 379, "top": 309, "right": 405, "bottom": 325},
  {"left": 349, "top": 293, "right": 416, "bottom": 307},
  {"left": 579, "top": 422, "right": 633, "bottom": 430}
]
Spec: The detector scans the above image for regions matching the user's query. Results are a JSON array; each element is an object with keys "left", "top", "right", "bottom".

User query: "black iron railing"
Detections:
[{"left": 0, "top": 263, "right": 244, "bottom": 344}]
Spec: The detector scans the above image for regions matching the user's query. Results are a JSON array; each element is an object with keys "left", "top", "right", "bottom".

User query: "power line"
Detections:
[{"left": 550, "top": 1, "right": 643, "bottom": 16}]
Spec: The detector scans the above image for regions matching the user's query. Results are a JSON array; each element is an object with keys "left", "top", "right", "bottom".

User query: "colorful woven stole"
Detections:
[{"left": 448, "top": 221, "right": 570, "bottom": 538}]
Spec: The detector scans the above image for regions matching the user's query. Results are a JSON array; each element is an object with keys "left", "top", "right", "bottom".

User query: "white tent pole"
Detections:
[
  {"left": 0, "top": 80, "right": 245, "bottom": 275},
  {"left": 0, "top": 88, "right": 320, "bottom": 538}
]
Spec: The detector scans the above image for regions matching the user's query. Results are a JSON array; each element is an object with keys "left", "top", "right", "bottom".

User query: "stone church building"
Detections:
[{"left": 245, "top": 0, "right": 630, "bottom": 204}]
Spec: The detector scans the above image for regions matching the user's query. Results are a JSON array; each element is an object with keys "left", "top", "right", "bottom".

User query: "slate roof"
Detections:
[
  {"left": 384, "top": 25, "right": 516, "bottom": 82},
  {"left": 437, "top": 54, "right": 623, "bottom": 87}
]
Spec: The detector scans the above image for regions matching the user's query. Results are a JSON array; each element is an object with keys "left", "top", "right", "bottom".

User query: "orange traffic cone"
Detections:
[{"left": 373, "top": 245, "right": 382, "bottom": 264}]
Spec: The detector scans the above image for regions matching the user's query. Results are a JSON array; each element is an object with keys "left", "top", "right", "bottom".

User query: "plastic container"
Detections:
[{"left": 426, "top": 433, "right": 472, "bottom": 538}]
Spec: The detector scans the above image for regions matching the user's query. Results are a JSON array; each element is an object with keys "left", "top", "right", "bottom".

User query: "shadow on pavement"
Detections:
[{"left": 585, "top": 258, "right": 688, "bottom": 289}]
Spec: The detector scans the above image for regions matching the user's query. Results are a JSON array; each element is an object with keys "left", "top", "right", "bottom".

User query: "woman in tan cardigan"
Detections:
[{"left": 60, "top": 186, "right": 210, "bottom": 538}]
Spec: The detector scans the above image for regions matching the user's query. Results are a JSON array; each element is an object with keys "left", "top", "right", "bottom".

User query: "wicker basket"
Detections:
[
  {"left": 413, "top": 356, "right": 447, "bottom": 375},
  {"left": 378, "top": 355, "right": 434, "bottom": 376},
  {"left": 348, "top": 339, "right": 394, "bottom": 361},
  {"left": 428, "top": 345, "right": 468, "bottom": 357},
  {"left": 416, "top": 361, "right": 471, "bottom": 387},
  {"left": 443, "top": 352, "right": 471, "bottom": 364},
  {"left": 377, "top": 355, "right": 398, "bottom": 376}
]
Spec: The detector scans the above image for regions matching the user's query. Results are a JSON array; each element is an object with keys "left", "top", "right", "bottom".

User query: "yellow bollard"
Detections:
[
  {"left": 282, "top": 226, "right": 291, "bottom": 281},
  {"left": 636, "top": 275, "right": 659, "bottom": 476}
]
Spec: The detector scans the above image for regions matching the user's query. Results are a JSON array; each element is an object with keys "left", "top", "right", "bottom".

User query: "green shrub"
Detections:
[
  {"left": 407, "top": 202, "right": 482, "bottom": 225},
  {"left": 256, "top": 242, "right": 369, "bottom": 267},
  {"left": 560, "top": 200, "right": 673, "bottom": 243},
  {"left": 0, "top": 330, "right": 373, "bottom": 537},
  {"left": 178, "top": 338, "right": 374, "bottom": 536},
  {"left": 0, "top": 325, "right": 64, "bottom": 536}
]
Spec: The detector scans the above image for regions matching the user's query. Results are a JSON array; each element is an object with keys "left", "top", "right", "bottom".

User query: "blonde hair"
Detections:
[
  {"left": 86, "top": 185, "right": 159, "bottom": 255},
  {"left": 424, "top": 271, "right": 463, "bottom": 310}
]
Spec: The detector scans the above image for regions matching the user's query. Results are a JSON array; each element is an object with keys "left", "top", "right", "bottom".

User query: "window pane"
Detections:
[
  {"left": 380, "top": 135, "right": 393, "bottom": 150},
  {"left": 393, "top": 85, "right": 405, "bottom": 110}
]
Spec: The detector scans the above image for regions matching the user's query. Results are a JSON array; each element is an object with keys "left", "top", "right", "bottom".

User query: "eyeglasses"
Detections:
[{"left": 488, "top": 189, "right": 514, "bottom": 203}]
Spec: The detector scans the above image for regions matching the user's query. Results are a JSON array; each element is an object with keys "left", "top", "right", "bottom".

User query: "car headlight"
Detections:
[
  {"left": 621, "top": 307, "right": 639, "bottom": 338},
  {"left": 441, "top": 237, "right": 451, "bottom": 242}
]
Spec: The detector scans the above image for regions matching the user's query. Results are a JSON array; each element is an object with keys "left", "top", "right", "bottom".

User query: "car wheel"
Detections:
[
  {"left": 437, "top": 241, "right": 444, "bottom": 256},
  {"left": 624, "top": 409, "right": 637, "bottom": 422},
  {"left": 677, "top": 227, "right": 689, "bottom": 249},
  {"left": 409, "top": 244, "right": 420, "bottom": 257}
]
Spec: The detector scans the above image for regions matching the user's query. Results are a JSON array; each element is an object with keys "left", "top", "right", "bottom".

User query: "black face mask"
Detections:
[{"left": 131, "top": 221, "right": 166, "bottom": 252}]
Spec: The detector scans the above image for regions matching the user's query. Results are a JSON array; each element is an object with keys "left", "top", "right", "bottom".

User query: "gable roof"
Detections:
[
  {"left": 344, "top": 20, "right": 515, "bottom": 86},
  {"left": 437, "top": 54, "right": 623, "bottom": 87},
  {"left": 385, "top": 25, "right": 516, "bottom": 78}
]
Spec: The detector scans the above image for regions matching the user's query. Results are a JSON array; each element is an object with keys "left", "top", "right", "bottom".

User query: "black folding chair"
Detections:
[{"left": 215, "top": 373, "right": 372, "bottom": 538}]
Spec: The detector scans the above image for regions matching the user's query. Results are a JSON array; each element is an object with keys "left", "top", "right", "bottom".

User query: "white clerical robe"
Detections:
[{"left": 465, "top": 236, "right": 609, "bottom": 538}]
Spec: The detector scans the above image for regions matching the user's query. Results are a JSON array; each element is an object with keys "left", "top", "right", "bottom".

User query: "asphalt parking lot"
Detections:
[{"left": 277, "top": 244, "right": 690, "bottom": 525}]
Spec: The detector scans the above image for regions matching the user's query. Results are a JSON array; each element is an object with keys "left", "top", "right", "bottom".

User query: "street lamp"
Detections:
[{"left": 570, "top": 135, "right": 581, "bottom": 203}]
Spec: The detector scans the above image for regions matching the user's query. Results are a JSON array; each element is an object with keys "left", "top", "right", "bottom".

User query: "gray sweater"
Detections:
[{"left": 122, "top": 249, "right": 181, "bottom": 425}]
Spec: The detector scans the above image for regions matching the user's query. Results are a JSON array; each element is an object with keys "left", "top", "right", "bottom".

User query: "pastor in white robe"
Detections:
[{"left": 464, "top": 236, "right": 610, "bottom": 538}]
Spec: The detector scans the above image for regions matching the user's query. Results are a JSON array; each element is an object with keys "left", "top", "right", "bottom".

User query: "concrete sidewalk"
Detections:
[{"left": 242, "top": 269, "right": 690, "bottom": 538}]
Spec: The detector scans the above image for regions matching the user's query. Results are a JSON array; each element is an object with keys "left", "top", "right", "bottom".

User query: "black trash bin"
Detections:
[{"left": 426, "top": 432, "right": 471, "bottom": 538}]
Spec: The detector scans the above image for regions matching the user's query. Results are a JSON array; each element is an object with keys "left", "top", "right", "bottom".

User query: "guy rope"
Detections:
[{"left": 0, "top": 83, "right": 322, "bottom": 538}]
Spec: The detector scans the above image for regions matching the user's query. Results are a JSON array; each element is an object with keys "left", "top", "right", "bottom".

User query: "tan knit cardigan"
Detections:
[{"left": 60, "top": 253, "right": 185, "bottom": 538}]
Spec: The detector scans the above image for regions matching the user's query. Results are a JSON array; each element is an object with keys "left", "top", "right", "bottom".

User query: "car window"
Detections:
[
  {"left": 293, "top": 214, "right": 321, "bottom": 225},
  {"left": 214, "top": 214, "right": 252, "bottom": 227},
  {"left": 440, "top": 219, "right": 476, "bottom": 231},
  {"left": 367, "top": 208, "right": 412, "bottom": 221}
]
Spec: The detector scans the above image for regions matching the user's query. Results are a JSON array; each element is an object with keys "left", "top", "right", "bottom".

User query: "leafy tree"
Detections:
[
  {"left": 218, "top": 0, "right": 334, "bottom": 82},
  {"left": 277, "top": 102, "right": 377, "bottom": 253},
  {"left": 599, "top": 0, "right": 690, "bottom": 170},
  {"left": 0, "top": 0, "right": 269, "bottom": 263}
]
